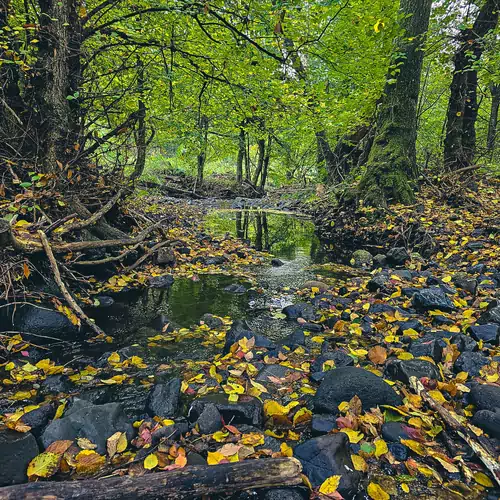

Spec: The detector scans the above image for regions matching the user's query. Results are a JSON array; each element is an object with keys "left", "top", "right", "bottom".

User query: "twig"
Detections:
[
  {"left": 73, "top": 242, "right": 143, "bottom": 266},
  {"left": 124, "top": 239, "right": 177, "bottom": 272},
  {"left": 58, "top": 189, "right": 124, "bottom": 235},
  {"left": 45, "top": 213, "right": 78, "bottom": 235},
  {"left": 410, "top": 376, "right": 500, "bottom": 486},
  {"left": 38, "top": 231, "right": 105, "bottom": 336}
]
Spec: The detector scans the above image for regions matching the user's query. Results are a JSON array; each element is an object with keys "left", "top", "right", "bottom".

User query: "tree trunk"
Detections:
[
  {"left": 316, "top": 130, "right": 339, "bottom": 182},
  {"left": 487, "top": 84, "right": 499, "bottom": 154},
  {"left": 260, "top": 135, "right": 272, "bottom": 190},
  {"left": 33, "top": 0, "right": 81, "bottom": 171},
  {"left": 444, "top": 0, "right": 499, "bottom": 170},
  {"left": 131, "top": 59, "right": 147, "bottom": 181},
  {"left": 331, "top": 125, "right": 370, "bottom": 180},
  {"left": 358, "top": 0, "right": 432, "bottom": 206},
  {"left": 253, "top": 138, "right": 265, "bottom": 185},
  {"left": 236, "top": 127, "right": 245, "bottom": 183},
  {"left": 197, "top": 114, "right": 209, "bottom": 185}
]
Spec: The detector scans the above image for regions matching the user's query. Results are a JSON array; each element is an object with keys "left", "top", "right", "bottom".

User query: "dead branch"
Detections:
[
  {"left": 0, "top": 458, "right": 303, "bottom": 500},
  {"left": 38, "top": 231, "right": 105, "bottom": 336},
  {"left": 124, "top": 239, "right": 176, "bottom": 273},
  {"left": 73, "top": 243, "right": 143, "bottom": 266},
  {"left": 409, "top": 376, "right": 500, "bottom": 486},
  {"left": 45, "top": 213, "right": 78, "bottom": 235},
  {"left": 58, "top": 189, "right": 124, "bottom": 236}
]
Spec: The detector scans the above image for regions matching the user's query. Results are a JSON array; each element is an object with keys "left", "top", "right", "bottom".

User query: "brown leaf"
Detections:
[
  {"left": 46, "top": 440, "right": 73, "bottom": 455},
  {"left": 368, "top": 346, "right": 387, "bottom": 365}
]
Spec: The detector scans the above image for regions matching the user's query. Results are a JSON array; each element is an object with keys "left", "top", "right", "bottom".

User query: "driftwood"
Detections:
[
  {"left": 39, "top": 231, "right": 105, "bottom": 336},
  {"left": 0, "top": 458, "right": 303, "bottom": 500},
  {"left": 409, "top": 377, "right": 500, "bottom": 486}
]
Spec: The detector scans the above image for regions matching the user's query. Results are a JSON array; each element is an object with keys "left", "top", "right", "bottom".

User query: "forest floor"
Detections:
[{"left": 0, "top": 179, "right": 500, "bottom": 499}]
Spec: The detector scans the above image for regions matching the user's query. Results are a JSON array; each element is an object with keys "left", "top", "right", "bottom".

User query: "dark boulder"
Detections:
[
  {"left": 454, "top": 352, "right": 489, "bottom": 376},
  {"left": 385, "top": 359, "right": 441, "bottom": 384},
  {"left": 146, "top": 378, "right": 181, "bottom": 418},
  {"left": 188, "top": 394, "right": 263, "bottom": 427},
  {"left": 381, "top": 422, "right": 410, "bottom": 442},
  {"left": 261, "top": 488, "right": 308, "bottom": 500},
  {"left": 412, "top": 288, "right": 455, "bottom": 312},
  {"left": 386, "top": 247, "right": 410, "bottom": 266},
  {"left": 223, "top": 320, "right": 273, "bottom": 354},
  {"left": 271, "top": 258, "right": 285, "bottom": 267},
  {"left": 453, "top": 276, "right": 478, "bottom": 295},
  {"left": 151, "top": 422, "right": 189, "bottom": 444},
  {"left": 294, "top": 433, "right": 361, "bottom": 497},
  {"left": 471, "top": 410, "right": 500, "bottom": 439},
  {"left": 372, "top": 254, "right": 387, "bottom": 268},
  {"left": 20, "top": 403, "right": 56, "bottom": 437},
  {"left": 93, "top": 295, "right": 115, "bottom": 308},
  {"left": 157, "top": 247, "right": 176, "bottom": 266},
  {"left": 41, "top": 399, "right": 134, "bottom": 454},
  {"left": 314, "top": 367, "right": 402, "bottom": 414},
  {"left": 11, "top": 304, "right": 78, "bottom": 338},
  {"left": 41, "top": 375, "right": 73, "bottom": 395},
  {"left": 311, "top": 350, "right": 354, "bottom": 374},
  {"left": 110, "top": 384, "right": 150, "bottom": 420},
  {"left": 277, "top": 329, "right": 306, "bottom": 350},
  {"left": 282, "top": 303, "right": 316, "bottom": 321},
  {"left": 409, "top": 337, "right": 443, "bottom": 362},
  {"left": 224, "top": 284, "right": 247, "bottom": 294},
  {"left": 0, "top": 430, "right": 39, "bottom": 486},
  {"left": 255, "top": 364, "right": 301, "bottom": 384},
  {"left": 351, "top": 250, "right": 373, "bottom": 269},
  {"left": 470, "top": 384, "right": 500, "bottom": 412},
  {"left": 311, "top": 414, "right": 337, "bottom": 436},
  {"left": 367, "top": 273, "right": 390, "bottom": 292},
  {"left": 468, "top": 324, "right": 499, "bottom": 345},
  {"left": 196, "top": 403, "right": 223, "bottom": 435},
  {"left": 478, "top": 305, "right": 500, "bottom": 325},
  {"left": 148, "top": 274, "right": 174, "bottom": 288},
  {"left": 200, "top": 313, "right": 224, "bottom": 330}
]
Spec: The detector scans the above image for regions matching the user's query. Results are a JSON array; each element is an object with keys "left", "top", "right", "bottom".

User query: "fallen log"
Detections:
[{"left": 0, "top": 458, "right": 303, "bottom": 500}]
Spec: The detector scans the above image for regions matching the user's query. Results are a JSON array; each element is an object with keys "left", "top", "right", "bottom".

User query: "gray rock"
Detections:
[
  {"left": 412, "top": 288, "right": 455, "bottom": 312},
  {"left": 282, "top": 303, "right": 315, "bottom": 321},
  {"left": 11, "top": 304, "right": 78, "bottom": 338},
  {"left": 478, "top": 305, "right": 500, "bottom": 325},
  {"left": 157, "top": 247, "right": 176, "bottom": 266},
  {"left": 387, "top": 247, "right": 410, "bottom": 266},
  {"left": 262, "top": 488, "right": 308, "bottom": 500},
  {"left": 409, "top": 337, "right": 443, "bottom": 362},
  {"left": 224, "top": 284, "right": 247, "bottom": 294},
  {"left": 271, "top": 258, "right": 285, "bottom": 267},
  {"left": 453, "top": 277, "right": 478, "bottom": 295},
  {"left": 200, "top": 313, "right": 224, "bottom": 330},
  {"left": 385, "top": 359, "right": 441, "bottom": 384},
  {"left": 41, "top": 375, "right": 73, "bottom": 395},
  {"left": 0, "top": 430, "right": 39, "bottom": 486},
  {"left": 223, "top": 320, "right": 274, "bottom": 354},
  {"left": 351, "top": 249, "right": 373, "bottom": 269},
  {"left": 20, "top": 403, "right": 56, "bottom": 437},
  {"left": 381, "top": 422, "right": 410, "bottom": 442},
  {"left": 311, "top": 350, "right": 354, "bottom": 373},
  {"left": 372, "top": 254, "right": 387, "bottom": 268},
  {"left": 367, "top": 273, "right": 390, "bottom": 292},
  {"left": 302, "top": 281, "right": 329, "bottom": 292},
  {"left": 256, "top": 364, "right": 301, "bottom": 384},
  {"left": 454, "top": 352, "right": 489, "bottom": 376},
  {"left": 311, "top": 414, "right": 337, "bottom": 436},
  {"left": 294, "top": 434, "right": 361, "bottom": 497},
  {"left": 196, "top": 403, "right": 222, "bottom": 435},
  {"left": 470, "top": 384, "right": 500, "bottom": 412},
  {"left": 146, "top": 378, "right": 181, "bottom": 418},
  {"left": 41, "top": 399, "right": 133, "bottom": 454},
  {"left": 468, "top": 324, "right": 499, "bottom": 345},
  {"left": 148, "top": 274, "right": 174, "bottom": 288},
  {"left": 471, "top": 410, "right": 500, "bottom": 439},
  {"left": 314, "top": 367, "right": 402, "bottom": 414},
  {"left": 188, "top": 394, "right": 263, "bottom": 427}
]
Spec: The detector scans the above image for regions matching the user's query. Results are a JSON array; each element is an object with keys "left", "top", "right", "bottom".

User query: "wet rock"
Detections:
[
  {"left": 397, "top": 319, "right": 423, "bottom": 334},
  {"left": 261, "top": 488, "right": 308, "bottom": 500},
  {"left": 146, "top": 378, "right": 181, "bottom": 418},
  {"left": 200, "top": 313, "right": 224, "bottom": 330},
  {"left": 41, "top": 375, "right": 73, "bottom": 395},
  {"left": 314, "top": 367, "right": 402, "bottom": 414},
  {"left": 188, "top": 394, "right": 263, "bottom": 427},
  {"left": 412, "top": 288, "right": 455, "bottom": 312},
  {"left": 294, "top": 433, "right": 361, "bottom": 496},
  {"left": 157, "top": 247, "right": 176, "bottom": 266},
  {"left": 41, "top": 399, "right": 134, "bottom": 454},
  {"left": 454, "top": 352, "right": 489, "bottom": 376},
  {"left": 302, "top": 281, "right": 329, "bottom": 292},
  {"left": 311, "top": 350, "right": 354, "bottom": 374},
  {"left": 432, "top": 315, "right": 455, "bottom": 326},
  {"left": 468, "top": 264, "right": 486, "bottom": 274},
  {"left": 470, "top": 384, "right": 500, "bottom": 412},
  {"left": 148, "top": 274, "right": 174, "bottom": 288},
  {"left": 468, "top": 324, "right": 499, "bottom": 345},
  {"left": 93, "top": 295, "right": 114, "bottom": 308},
  {"left": 478, "top": 305, "right": 500, "bottom": 325},
  {"left": 0, "top": 430, "right": 39, "bottom": 486},
  {"left": 453, "top": 276, "right": 478, "bottom": 295},
  {"left": 450, "top": 332, "right": 478, "bottom": 352},
  {"left": 471, "top": 410, "right": 500, "bottom": 439},
  {"left": 351, "top": 249, "right": 373, "bottom": 269},
  {"left": 381, "top": 422, "right": 410, "bottom": 442},
  {"left": 311, "top": 414, "right": 337, "bottom": 436},
  {"left": 282, "top": 303, "right": 316, "bottom": 321},
  {"left": 409, "top": 337, "right": 443, "bottom": 362},
  {"left": 150, "top": 314, "right": 176, "bottom": 333},
  {"left": 372, "top": 254, "right": 387, "bottom": 268},
  {"left": 20, "top": 403, "right": 56, "bottom": 437},
  {"left": 393, "top": 270, "right": 412, "bottom": 281},
  {"left": 110, "top": 384, "right": 149, "bottom": 420},
  {"left": 271, "top": 258, "right": 285, "bottom": 267},
  {"left": 256, "top": 364, "right": 301, "bottom": 384},
  {"left": 151, "top": 422, "right": 189, "bottom": 444},
  {"left": 205, "top": 256, "right": 227, "bottom": 266},
  {"left": 78, "top": 386, "right": 114, "bottom": 405},
  {"left": 386, "top": 247, "right": 410, "bottom": 266},
  {"left": 388, "top": 443, "right": 408, "bottom": 461},
  {"left": 187, "top": 452, "right": 207, "bottom": 466},
  {"left": 385, "top": 359, "right": 441, "bottom": 383},
  {"left": 278, "top": 329, "right": 306, "bottom": 349},
  {"left": 223, "top": 320, "right": 274, "bottom": 354},
  {"left": 367, "top": 273, "right": 390, "bottom": 292},
  {"left": 11, "top": 304, "right": 78, "bottom": 338},
  {"left": 224, "top": 284, "right": 247, "bottom": 294},
  {"left": 196, "top": 403, "right": 222, "bottom": 435}
]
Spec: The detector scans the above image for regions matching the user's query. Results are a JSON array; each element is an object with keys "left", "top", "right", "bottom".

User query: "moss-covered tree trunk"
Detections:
[
  {"left": 487, "top": 84, "right": 499, "bottom": 154},
  {"left": 444, "top": 0, "right": 499, "bottom": 170},
  {"left": 358, "top": 0, "right": 432, "bottom": 206}
]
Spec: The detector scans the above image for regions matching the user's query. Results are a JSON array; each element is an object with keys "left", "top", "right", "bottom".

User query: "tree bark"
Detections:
[
  {"left": 444, "top": 0, "right": 499, "bottom": 170},
  {"left": 260, "top": 135, "right": 272, "bottom": 190},
  {"left": 487, "top": 83, "right": 499, "bottom": 154},
  {"left": 236, "top": 127, "right": 245, "bottom": 183},
  {"left": 197, "top": 114, "right": 209, "bottom": 185},
  {"left": 252, "top": 138, "right": 265, "bottom": 185},
  {"left": 0, "top": 458, "right": 303, "bottom": 500},
  {"left": 358, "top": 0, "right": 432, "bottom": 206},
  {"left": 130, "top": 59, "right": 147, "bottom": 181}
]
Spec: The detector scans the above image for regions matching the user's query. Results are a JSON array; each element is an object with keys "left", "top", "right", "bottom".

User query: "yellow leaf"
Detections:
[
  {"left": 293, "top": 407, "right": 312, "bottom": 426},
  {"left": 442, "top": 276, "right": 452, "bottom": 283},
  {"left": 374, "top": 438, "right": 388, "bottom": 458},
  {"left": 319, "top": 475, "right": 341, "bottom": 495},
  {"left": 107, "top": 352, "right": 120, "bottom": 364},
  {"left": 401, "top": 483, "right": 409, "bottom": 493},
  {"left": 341, "top": 429, "right": 363, "bottom": 443},
  {"left": 75, "top": 450, "right": 105, "bottom": 476},
  {"left": 367, "top": 482, "right": 390, "bottom": 500},
  {"left": 397, "top": 352, "right": 414, "bottom": 360},
  {"left": 351, "top": 454, "right": 367, "bottom": 472},
  {"left": 474, "top": 471, "right": 494, "bottom": 487},
  {"left": 280, "top": 442, "right": 293, "bottom": 457},
  {"left": 207, "top": 451, "right": 225, "bottom": 465},
  {"left": 373, "top": 19, "right": 385, "bottom": 33},
  {"left": 212, "top": 430, "right": 229, "bottom": 442},
  {"left": 428, "top": 390, "right": 446, "bottom": 404},
  {"left": 401, "top": 439, "right": 426, "bottom": 456},
  {"left": 27, "top": 452, "right": 60, "bottom": 479},
  {"left": 143, "top": 453, "right": 158, "bottom": 470},
  {"left": 5, "top": 362, "right": 15, "bottom": 371}
]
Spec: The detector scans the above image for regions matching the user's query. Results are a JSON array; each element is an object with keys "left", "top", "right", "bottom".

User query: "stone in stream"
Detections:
[
  {"left": 454, "top": 351, "right": 489, "bottom": 376},
  {"left": 386, "top": 247, "right": 410, "bottom": 266},
  {"left": 351, "top": 249, "right": 373, "bottom": 269},
  {"left": 41, "top": 399, "right": 134, "bottom": 455},
  {"left": 196, "top": 403, "right": 223, "bottom": 435},
  {"left": 271, "top": 258, "right": 285, "bottom": 267},
  {"left": 314, "top": 367, "right": 402, "bottom": 414},
  {"left": 223, "top": 320, "right": 274, "bottom": 354},
  {"left": 261, "top": 488, "right": 308, "bottom": 500},
  {"left": 310, "top": 350, "right": 354, "bottom": 374},
  {"left": 200, "top": 313, "right": 224, "bottom": 330},
  {"left": 146, "top": 378, "right": 181, "bottom": 418},
  {"left": 471, "top": 410, "right": 500, "bottom": 439},
  {"left": 367, "top": 273, "right": 390, "bottom": 292},
  {"left": 282, "top": 302, "right": 316, "bottom": 321},
  {"left": 255, "top": 364, "right": 302, "bottom": 384},
  {"left": 11, "top": 303, "right": 78, "bottom": 337},
  {"left": 311, "top": 414, "right": 337, "bottom": 436},
  {"left": 412, "top": 288, "right": 456, "bottom": 312},
  {"left": 294, "top": 433, "right": 361, "bottom": 497},
  {"left": 224, "top": 283, "right": 247, "bottom": 294},
  {"left": 301, "top": 280, "right": 329, "bottom": 292},
  {"left": 147, "top": 274, "right": 174, "bottom": 288},
  {"left": 156, "top": 247, "right": 176, "bottom": 266},
  {"left": 188, "top": 394, "right": 263, "bottom": 427},
  {"left": 467, "top": 324, "right": 499, "bottom": 345},
  {"left": 385, "top": 359, "right": 441, "bottom": 384},
  {"left": 381, "top": 422, "right": 410, "bottom": 442},
  {"left": 0, "top": 430, "right": 39, "bottom": 486},
  {"left": 409, "top": 336, "right": 443, "bottom": 362},
  {"left": 470, "top": 384, "right": 500, "bottom": 412}
]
